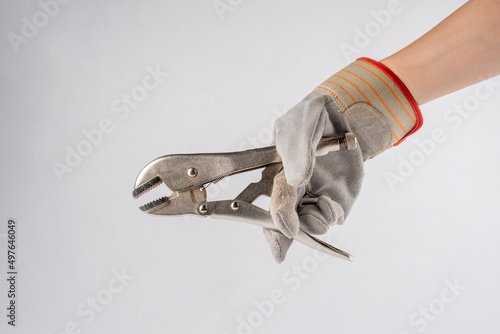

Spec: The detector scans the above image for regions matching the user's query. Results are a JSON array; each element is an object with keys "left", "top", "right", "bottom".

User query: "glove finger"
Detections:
[
  {"left": 270, "top": 170, "right": 300, "bottom": 238},
  {"left": 298, "top": 195, "right": 345, "bottom": 235},
  {"left": 263, "top": 228, "right": 293, "bottom": 263},
  {"left": 274, "top": 92, "right": 329, "bottom": 187}
]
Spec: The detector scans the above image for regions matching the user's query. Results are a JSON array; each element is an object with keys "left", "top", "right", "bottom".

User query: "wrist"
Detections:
[{"left": 315, "top": 57, "right": 423, "bottom": 146}]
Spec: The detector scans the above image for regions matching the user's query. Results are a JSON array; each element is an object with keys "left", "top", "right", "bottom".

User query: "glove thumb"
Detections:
[
  {"left": 270, "top": 170, "right": 300, "bottom": 238},
  {"left": 274, "top": 92, "right": 330, "bottom": 187}
]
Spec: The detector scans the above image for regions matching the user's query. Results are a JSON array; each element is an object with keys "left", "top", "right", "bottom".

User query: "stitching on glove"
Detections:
[
  {"left": 341, "top": 69, "right": 408, "bottom": 136},
  {"left": 353, "top": 61, "right": 416, "bottom": 123},
  {"left": 347, "top": 104, "right": 392, "bottom": 156},
  {"left": 314, "top": 87, "right": 347, "bottom": 111},
  {"left": 276, "top": 213, "right": 293, "bottom": 238},
  {"left": 324, "top": 80, "right": 357, "bottom": 104},
  {"left": 334, "top": 73, "right": 373, "bottom": 106},
  {"left": 360, "top": 104, "right": 393, "bottom": 151},
  {"left": 346, "top": 109, "right": 377, "bottom": 155}
]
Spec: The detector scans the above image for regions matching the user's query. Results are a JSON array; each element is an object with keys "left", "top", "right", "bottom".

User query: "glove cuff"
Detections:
[{"left": 315, "top": 57, "right": 423, "bottom": 146}]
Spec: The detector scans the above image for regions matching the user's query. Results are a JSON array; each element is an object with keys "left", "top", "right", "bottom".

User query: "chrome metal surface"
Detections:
[
  {"left": 187, "top": 167, "right": 198, "bottom": 178},
  {"left": 198, "top": 203, "right": 208, "bottom": 214},
  {"left": 207, "top": 199, "right": 352, "bottom": 261},
  {"left": 133, "top": 133, "right": 358, "bottom": 261}
]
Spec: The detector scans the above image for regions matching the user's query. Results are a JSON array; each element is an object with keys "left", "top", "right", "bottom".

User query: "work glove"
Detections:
[{"left": 263, "top": 57, "right": 423, "bottom": 262}]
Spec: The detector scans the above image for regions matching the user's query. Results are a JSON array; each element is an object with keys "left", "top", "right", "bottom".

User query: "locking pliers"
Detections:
[{"left": 133, "top": 133, "right": 357, "bottom": 261}]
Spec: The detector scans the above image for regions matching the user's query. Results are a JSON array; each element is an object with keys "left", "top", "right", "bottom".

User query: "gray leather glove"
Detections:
[{"left": 264, "top": 57, "right": 423, "bottom": 262}]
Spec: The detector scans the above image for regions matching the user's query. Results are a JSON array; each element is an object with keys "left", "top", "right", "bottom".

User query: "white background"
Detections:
[{"left": 1, "top": 0, "right": 500, "bottom": 333}]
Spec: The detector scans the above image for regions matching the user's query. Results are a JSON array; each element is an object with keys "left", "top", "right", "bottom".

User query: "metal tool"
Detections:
[{"left": 133, "top": 133, "right": 358, "bottom": 261}]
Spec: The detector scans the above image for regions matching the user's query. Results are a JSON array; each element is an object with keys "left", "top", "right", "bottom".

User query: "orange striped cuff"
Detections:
[{"left": 315, "top": 57, "right": 423, "bottom": 146}]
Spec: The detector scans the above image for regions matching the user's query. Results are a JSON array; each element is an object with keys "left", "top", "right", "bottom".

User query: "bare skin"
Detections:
[{"left": 381, "top": 0, "right": 500, "bottom": 105}]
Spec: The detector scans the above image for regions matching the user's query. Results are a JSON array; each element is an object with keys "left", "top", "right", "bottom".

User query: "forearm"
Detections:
[{"left": 381, "top": 0, "right": 500, "bottom": 105}]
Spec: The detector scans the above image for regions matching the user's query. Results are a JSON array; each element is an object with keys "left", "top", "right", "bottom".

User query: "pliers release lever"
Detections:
[{"left": 133, "top": 133, "right": 358, "bottom": 261}]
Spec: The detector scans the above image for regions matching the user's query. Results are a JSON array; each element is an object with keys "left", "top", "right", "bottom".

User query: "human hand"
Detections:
[{"left": 264, "top": 58, "right": 423, "bottom": 262}]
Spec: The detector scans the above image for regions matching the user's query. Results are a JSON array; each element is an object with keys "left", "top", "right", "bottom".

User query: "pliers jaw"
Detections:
[
  {"left": 141, "top": 188, "right": 208, "bottom": 216},
  {"left": 132, "top": 155, "right": 209, "bottom": 216},
  {"left": 133, "top": 156, "right": 170, "bottom": 199}
]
